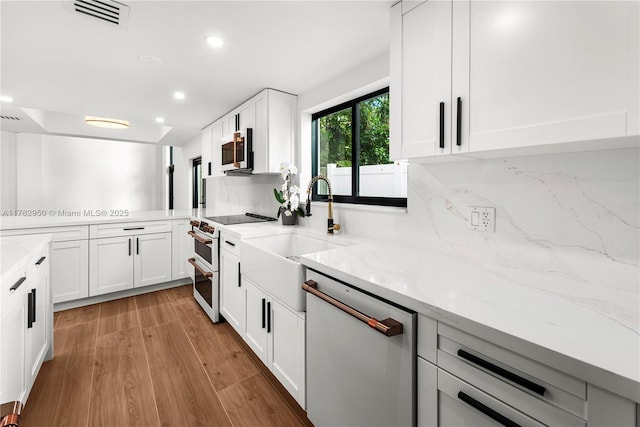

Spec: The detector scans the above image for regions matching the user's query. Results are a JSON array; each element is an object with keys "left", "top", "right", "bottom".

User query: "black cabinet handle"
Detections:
[
  {"left": 128, "top": 238, "right": 132, "bottom": 256},
  {"left": 10, "top": 277, "right": 26, "bottom": 291},
  {"left": 225, "top": 240, "right": 236, "bottom": 247},
  {"left": 267, "top": 301, "right": 271, "bottom": 333},
  {"left": 136, "top": 238, "right": 140, "bottom": 255},
  {"left": 439, "top": 102, "right": 445, "bottom": 149},
  {"left": 261, "top": 298, "right": 266, "bottom": 329},
  {"left": 35, "top": 256, "right": 46, "bottom": 265},
  {"left": 32, "top": 288, "right": 37, "bottom": 324},
  {"left": 456, "top": 96, "right": 462, "bottom": 146},
  {"left": 457, "top": 349, "right": 546, "bottom": 396},
  {"left": 27, "top": 290, "right": 35, "bottom": 329},
  {"left": 208, "top": 162, "right": 212, "bottom": 176},
  {"left": 237, "top": 263, "right": 241, "bottom": 287},
  {"left": 458, "top": 391, "right": 521, "bottom": 427},
  {"left": 123, "top": 227, "right": 145, "bottom": 231}
]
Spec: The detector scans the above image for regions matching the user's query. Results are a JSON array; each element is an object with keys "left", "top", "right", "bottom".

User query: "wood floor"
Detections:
[{"left": 22, "top": 285, "right": 310, "bottom": 427}]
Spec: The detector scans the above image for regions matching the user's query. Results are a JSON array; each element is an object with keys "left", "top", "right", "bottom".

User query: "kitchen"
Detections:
[{"left": 1, "top": 1, "right": 638, "bottom": 426}]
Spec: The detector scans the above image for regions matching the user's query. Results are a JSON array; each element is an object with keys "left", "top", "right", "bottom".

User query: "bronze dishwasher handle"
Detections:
[{"left": 302, "top": 280, "right": 403, "bottom": 337}]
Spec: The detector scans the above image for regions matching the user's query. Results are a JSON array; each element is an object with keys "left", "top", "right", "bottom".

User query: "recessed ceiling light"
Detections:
[
  {"left": 84, "top": 116, "right": 130, "bottom": 129},
  {"left": 156, "top": 117, "right": 165, "bottom": 124},
  {"left": 0, "top": 95, "right": 13, "bottom": 103},
  {"left": 206, "top": 36, "right": 224, "bottom": 48},
  {"left": 173, "top": 91, "right": 185, "bottom": 100}
]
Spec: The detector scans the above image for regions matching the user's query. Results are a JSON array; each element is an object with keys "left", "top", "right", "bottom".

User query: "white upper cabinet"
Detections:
[
  {"left": 211, "top": 88, "right": 296, "bottom": 175},
  {"left": 391, "top": 0, "right": 639, "bottom": 159},
  {"left": 252, "top": 89, "right": 296, "bottom": 174},
  {"left": 201, "top": 125, "right": 213, "bottom": 177}
]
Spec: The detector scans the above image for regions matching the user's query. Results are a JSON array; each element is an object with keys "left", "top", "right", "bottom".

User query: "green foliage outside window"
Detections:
[{"left": 318, "top": 92, "right": 390, "bottom": 169}]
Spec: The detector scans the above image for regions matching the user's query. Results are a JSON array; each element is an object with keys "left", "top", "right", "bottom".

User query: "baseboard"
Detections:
[{"left": 53, "top": 278, "right": 192, "bottom": 312}]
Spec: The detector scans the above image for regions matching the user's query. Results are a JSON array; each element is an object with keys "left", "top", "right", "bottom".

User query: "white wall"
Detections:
[
  {"left": 172, "top": 135, "right": 201, "bottom": 210},
  {"left": 12, "top": 133, "right": 164, "bottom": 211},
  {"left": 0, "top": 131, "right": 18, "bottom": 210}
]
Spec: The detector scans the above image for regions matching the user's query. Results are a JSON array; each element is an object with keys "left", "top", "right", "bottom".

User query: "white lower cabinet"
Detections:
[
  {"left": 51, "top": 239, "right": 89, "bottom": 303},
  {"left": 438, "top": 368, "right": 545, "bottom": 427},
  {"left": 430, "top": 323, "right": 638, "bottom": 426},
  {"left": 1, "top": 283, "right": 27, "bottom": 403},
  {"left": 219, "top": 233, "right": 244, "bottom": 335},
  {"left": 89, "top": 232, "right": 171, "bottom": 296},
  {"left": 25, "top": 255, "right": 50, "bottom": 389},
  {"left": 1, "top": 239, "right": 51, "bottom": 405},
  {"left": 171, "top": 219, "right": 192, "bottom": 280},
  {"left": 244, "top": 279, "right": 305, "bottom": 407}
]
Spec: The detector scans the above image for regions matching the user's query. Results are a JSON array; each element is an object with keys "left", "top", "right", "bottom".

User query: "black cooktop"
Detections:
[{"left": 205, "top": 212, "right": 277, "bottom": 226}]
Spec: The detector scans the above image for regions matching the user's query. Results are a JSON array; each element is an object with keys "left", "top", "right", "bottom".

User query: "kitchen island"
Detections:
[
  {"left": 300, "top": 238, "right": 639, "bottom": 424},
  {"left": 1, "top": 234, "right": 53, "bottom": 405}
]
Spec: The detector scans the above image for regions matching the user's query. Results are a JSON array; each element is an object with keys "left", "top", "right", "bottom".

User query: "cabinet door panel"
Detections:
[
  {"left": 269, "top": 299, "right": 304, "bottom": 406},
  {"left": 463, "top": 1, "right": 630, "bottom": 151},
  {"left": 171, "top": 220, "right": 191, "bottom": 281},
  {"left": 1, "top": 296, "right": 27, "bottom": 402},
  {"left": 25, "top": 263, "right": 48, "bottom": 392},
  {"left": 201, "top": 126, "right": 212, "bottom": 178},
  {"left": 220, "top": 249, "right": 244, "bottom": 334},
  {"left": 244, "top": 281, "right": 267, "bottom": 363},
  {"left": 90, "top": 236, "right": 133, "bottom": 296},
  {"left": 210, "top": 121, "right": 224, "bottom": 177},
  {"left": 134, "top": 233, "right": 172, "bottom": 288},
  {"left": 51, "top": 240, "right": 88, "bottom": 303},
  {"left": 402, "top": 0, "right": 452, "bottom": 158}
]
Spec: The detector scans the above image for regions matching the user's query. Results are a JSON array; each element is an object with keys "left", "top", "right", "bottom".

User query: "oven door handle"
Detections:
[
  {"left": 302, "top": 280, "right": 404, "bottom": 337},
  {"left": 188, "top": 231, "right": 212, "bottom": 245},
  {"left": 188, "top": 258, "right": 213, "bottom": 278}
]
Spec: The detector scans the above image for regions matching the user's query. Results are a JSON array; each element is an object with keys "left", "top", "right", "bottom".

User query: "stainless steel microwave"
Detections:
[{"left": 221, "top": 128, "right": 253, "bottom": 173}]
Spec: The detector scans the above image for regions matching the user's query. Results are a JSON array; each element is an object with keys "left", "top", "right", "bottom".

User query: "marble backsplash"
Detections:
[{"left": 207, "top": 147, "right": 639, "bottom": 288}]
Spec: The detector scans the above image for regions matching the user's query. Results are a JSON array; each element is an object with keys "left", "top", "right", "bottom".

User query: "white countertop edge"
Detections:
[
  {"left": 299, "top": 253, "right": 640, "bottom": 403},
  {"left": 0, "top": 210, "right": 195, "bottom": 230}
]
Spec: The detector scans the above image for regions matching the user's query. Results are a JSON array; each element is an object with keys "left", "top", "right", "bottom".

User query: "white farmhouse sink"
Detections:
[{"left": 240, "top": 233, "right": 344, "bottom": 311}]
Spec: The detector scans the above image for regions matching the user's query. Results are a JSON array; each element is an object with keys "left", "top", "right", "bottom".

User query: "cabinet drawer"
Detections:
[
  {"left": 89, "top": 220, "right": 171, "bottom": 238},
  {"left": 1, "top": 225, "right": 88, "bottom": 242},
  {"left": 439, "top": 323, "right": 587, "bottom": 421},
  {"left": 220, "top": 233, "right": 240, "bottom": 257},
  {"left": 438, "top": 368, "right": 547, "bottom": 427},
  {"left": 417, "top": 314, "right": 437, "bottom": 364}
]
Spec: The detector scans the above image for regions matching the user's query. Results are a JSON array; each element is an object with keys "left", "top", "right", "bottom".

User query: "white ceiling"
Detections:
[{"left": 0, "top": 0, "right": 393, "bottom": 146}]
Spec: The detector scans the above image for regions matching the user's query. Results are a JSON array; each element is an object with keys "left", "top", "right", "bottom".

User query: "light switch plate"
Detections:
[{"left": 469, "top": 207, "right": 495, "bottom": 232}]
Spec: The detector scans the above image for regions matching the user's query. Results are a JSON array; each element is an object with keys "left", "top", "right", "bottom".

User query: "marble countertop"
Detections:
[
  {"left": 1, "top": 234, "right": 52, "bottom": 279},
  {"left": 300, "top": 239, "right": 640, "bottom": 402}
]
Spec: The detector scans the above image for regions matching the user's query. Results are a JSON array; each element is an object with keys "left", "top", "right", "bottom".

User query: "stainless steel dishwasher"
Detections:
[{"left": 304, "top": 269, "right": 416, "bottom": 427}]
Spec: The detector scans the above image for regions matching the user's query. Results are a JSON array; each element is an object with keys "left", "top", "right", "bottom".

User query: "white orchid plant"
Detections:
[{"left": 274, "top": 163, "right": 305, "bottom": 218}]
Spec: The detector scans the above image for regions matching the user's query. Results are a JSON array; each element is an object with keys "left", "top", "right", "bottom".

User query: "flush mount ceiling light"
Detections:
[
  {"left": 206, "top": 36, "right": 224, "bottom": 48},
  {"left": 155, "top": 117, "right": 165, "bottom": 124},
  {"left": 173, "top": 91, "right": 186, "bottom": 100},
  {"left": 84, "top": 116, "right": 130, "bottom": 129},
  {"left": 0, "top": 95, "right": 13, "bottom": 103}
]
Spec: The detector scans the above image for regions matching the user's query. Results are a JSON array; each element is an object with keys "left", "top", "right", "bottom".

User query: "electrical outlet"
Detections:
[{"left": 469, "top": 207, "right": 495, "bottom": 232}]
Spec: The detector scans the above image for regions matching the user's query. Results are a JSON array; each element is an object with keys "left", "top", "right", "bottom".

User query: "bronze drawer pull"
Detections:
[{"left": 302, "top": 280, "right": 403, "bottom": 337}]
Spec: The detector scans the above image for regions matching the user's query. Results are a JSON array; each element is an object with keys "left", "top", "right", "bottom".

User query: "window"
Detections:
[
  {"left": 311, "top": 88, "right": 407, "bottom": 207},
  {"left": 192, "top": 157, "right": 205, "bottom": 209}
]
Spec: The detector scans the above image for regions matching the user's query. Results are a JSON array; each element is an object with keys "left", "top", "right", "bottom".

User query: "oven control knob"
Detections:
[{"left": 190, "top": 220, "right": 200, "bottom": 227}]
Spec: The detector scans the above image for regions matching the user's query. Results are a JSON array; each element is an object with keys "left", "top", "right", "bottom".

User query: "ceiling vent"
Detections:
[
  {"left": 0, "top": 115, "right": 22, "bottom": 121},
  {"left": 65, "top": 0, "right": 130, "bottom": 27}
]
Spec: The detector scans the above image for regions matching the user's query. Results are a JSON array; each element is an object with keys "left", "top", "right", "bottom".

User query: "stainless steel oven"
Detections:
[{"left": 187, "top": 220, "right": 219, "bottom": 323}]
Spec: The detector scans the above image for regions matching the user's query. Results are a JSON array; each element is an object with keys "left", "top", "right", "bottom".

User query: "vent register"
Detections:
[
  {"left": 0, "top": 116, "right": 22, "bottom": 121},
  {"left": 65, "top": 0, "right": 130, "bottom": 26}
]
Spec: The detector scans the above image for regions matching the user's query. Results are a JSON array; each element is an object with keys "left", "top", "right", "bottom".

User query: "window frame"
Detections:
[{"left": 311, "top": 87, "right": 407, "bottom": 208}]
